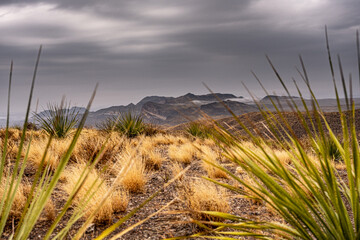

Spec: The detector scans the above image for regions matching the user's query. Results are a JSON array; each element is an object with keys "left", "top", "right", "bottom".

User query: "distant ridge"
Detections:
[
  {"left": 26, "top": 93, "right": 360, "bottom": 127},
  {"left": 260, "top": 95, "right": 299, "bottom": 102},
  {"left": 85, "top": 93, "right": 250, "bottom": 126}
]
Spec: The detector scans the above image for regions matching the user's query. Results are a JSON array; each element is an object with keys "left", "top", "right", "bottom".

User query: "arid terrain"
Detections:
[{"left": 0, "top": 108, "right": 350, "bottom": 239}]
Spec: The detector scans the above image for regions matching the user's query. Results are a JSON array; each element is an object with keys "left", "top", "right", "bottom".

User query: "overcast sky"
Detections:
[{"left": 0, "top": 0, "right": 359, "bottom": 115}]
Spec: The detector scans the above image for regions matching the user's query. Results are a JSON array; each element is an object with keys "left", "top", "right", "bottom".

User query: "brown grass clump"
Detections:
[
  {"left": 200, "top": 146, "right": 228, "bottom": 179},
  {"left": 71, "top": 130, "right": 123, "bottom": 164},
  {"left": 139, "top": 136, "right": 155, "bottom": 152},
  {"left": 0, "top": 128, "right": 21, "bottom": 142},
  {"left": 169, "top": 162, "right": 184, "bottom": 181},
  {"left": 168, "top": 143, "right": 196, "bottom": 164},
  {"left": 115, "top": 151, "right": 147, "bottom": 193},
  {"left": 0, "top": 178, "right": 30, "bottom": 219},
  {"left": 27, "top": 138, "right": 72, "bottom": 170},
  {"left": 143, "top": 150, "right": 164, "bottom": 170},
  {"left": 181, "top": 178, "right": 229, "bottom": 221},
  {"left": 137, "top": 137, "right": 164, "bottom": 169},
  {"left": 111, "top": 190, "right": 129, "bottom": 212},
  {"left": 151, "top": 134, "right": 174, "bottom": 146},
  {"left": 43, "top": 198, "right": 56, "bottom": 221},
  {"left": 271, "top": 150, "right": 292, "bottom": 166},
  {"left": 62, "top": 163, "right": 128, "bottom": 223}
]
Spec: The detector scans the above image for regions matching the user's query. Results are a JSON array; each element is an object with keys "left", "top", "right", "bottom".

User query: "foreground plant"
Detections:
[{"left": 171, "top": 29, "right": 360, "bottom": 239}]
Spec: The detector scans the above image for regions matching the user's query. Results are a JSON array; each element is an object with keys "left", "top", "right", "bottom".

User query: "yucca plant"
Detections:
[
  {"left": 101, "top": 112, "right": 145, "bottom": 138},
  {"left": 186, "top": 122, "right": 213, "bottom": 139},
  {"left": 322, "top": 136, "right": 342, "bottom": 161},
  {"left": 0, "top": 47, "right": 185, "bottom": 239},
  {"left": 34, "top": 101, "right": 79, "bottom": 138},
  {"left": 116, "top": 112, "right": 145, "bottom": 138},
  {"left": 169, "top": 29, "right": 360, "bottom": 239}
]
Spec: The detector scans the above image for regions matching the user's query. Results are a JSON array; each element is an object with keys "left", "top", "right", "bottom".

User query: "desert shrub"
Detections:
[
  {"left": 0, "top": 177, "right": 30, "bottom": 219},
  {"left": 318, "top": 136, "right": 342, "bottom": 161},
  {"left": 34, "top": 101, "right": 79, "bottom": 138},
  {"left": 186, "top": 122, "right": 213, "bottom": 139},
  {"left": 183, "top": 30, "right": 360, "bottom": 240},
  {"left": 98, "top": 112, "right": 145, "bottom": 138},
  {"left": 143, "top": 123, "right": 163, "bottom": 136}
]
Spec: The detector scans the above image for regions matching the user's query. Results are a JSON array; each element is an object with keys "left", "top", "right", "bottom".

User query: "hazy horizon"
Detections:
[{"left": 0, "top": 0, "right": 359, "bottom": 115}]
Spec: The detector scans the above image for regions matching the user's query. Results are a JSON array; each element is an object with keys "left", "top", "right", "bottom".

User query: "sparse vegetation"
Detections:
[
  {"left": 0, "top": 48, "right": 171, "bottom": 239},
  {"left": 200, "top": 146, "right": 228, "bottom": 179},
  {"left": 2, "top": 29, "right": 359, "bottom": 240}
]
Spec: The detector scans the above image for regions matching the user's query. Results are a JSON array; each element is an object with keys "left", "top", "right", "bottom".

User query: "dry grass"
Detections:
[
  {"left": 115, "top": 150, "right": 147, "bottom": 193},
  {"left": 180, "top": 178, "right": 230, "bottom": 221},
  {"left": 138, "top": 137, "right": 164, "bottom": 169},
  {"left": 169, "top": 162, "right": 184, "bottom": 181},
  {"left": 43, "top": 198, "right": 56, "bottom": 221},
  {"left": 151, "top": 134, "right": 174, "bottom": 146},
  {"left": 0, "top": 127, "right": 311, "bottom": 237},
  {"left": 0, "top": 177, "right": 30, "bottom": 219},
  {"left": 200, "top": 146, "right": 228, "bottom": 179},
  {"left": 27, "top": 138, "right": 72, "bottom": 170},
  {"left": 168, "top": 142, "right": 197, "bottom": 164},
  {"left": 143, "top": 150, "right": 164, "bottom": 170},
  {"left": 71, "top": 130, "right": 124, "bottom": 164},
  {"left": 139, "top": 136, "right": 155, "bottom": 152},
  {"left": 62, "top": 163, "right": 128, "bottom": 223}
]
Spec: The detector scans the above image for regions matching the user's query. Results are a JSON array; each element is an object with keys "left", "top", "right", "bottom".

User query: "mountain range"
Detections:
[
  {"left": 4, "top": 93, "right": 360, "bottom": 128},
  {"left": 83, "top": 93, "right": 360, "bottom": 127},
  {"left": 85, "top": 93, "right": 257, "bottom": 126}
]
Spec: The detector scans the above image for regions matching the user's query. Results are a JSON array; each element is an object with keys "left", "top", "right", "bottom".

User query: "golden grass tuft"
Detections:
[
  {"left": 43, "top": 198, "right": 56, "bottom": 221},
  {"left": 169, "top": 162, "right": 184, "bottom": 181},
  {"left": 27, "top": 138, "right": 72, "bottom": 170},
  {"left": 62, "top": 163, "right": 128, "bottom": 223},
  {"left": 139, "top": 136, "right": 155, "bottom": 152},
  {"left": 151, "top": 134, "right": 174, "bottom": 146},
  {"left": 181, "top": 178, "right": 229, "bottom": 221},
  {"left": 143, "top": 150, "right": 164, "bottom": 170},
  {"left": 71, "top": 130, "right": 123, "bottom": 164},
  {"left": 200, "top": 146, "right": 228, "bottom": 179},
  {"left": 168, "top": 143, "right": 196, "bottom": 164},
  {"left": 115, "top": 151, "right": 147, "bottom": 193},
  {"left": 0, "top": 178, "right": 30, "bottom": 219},
  {"left": 138, "top": 138, "right": 164, "bottom": 169}
]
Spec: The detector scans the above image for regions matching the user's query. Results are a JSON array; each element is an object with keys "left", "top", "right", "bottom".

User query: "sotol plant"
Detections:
[
  {"left": 186, "top": 122, "right": 213, "bottom": 139},
  {"left": 99, "top": 112, "right": 145, "bottom": 138},
  {"left": 34, "top": 101, "right": 80, "bottom": 138},
  {"left": 170, "top": 29, "right": 360, "bottom": 240}
]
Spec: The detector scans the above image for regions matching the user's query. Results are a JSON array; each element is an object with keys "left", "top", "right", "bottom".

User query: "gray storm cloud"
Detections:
[{"left": 0, "top": 0, "right": 359, "bottom": 115}]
